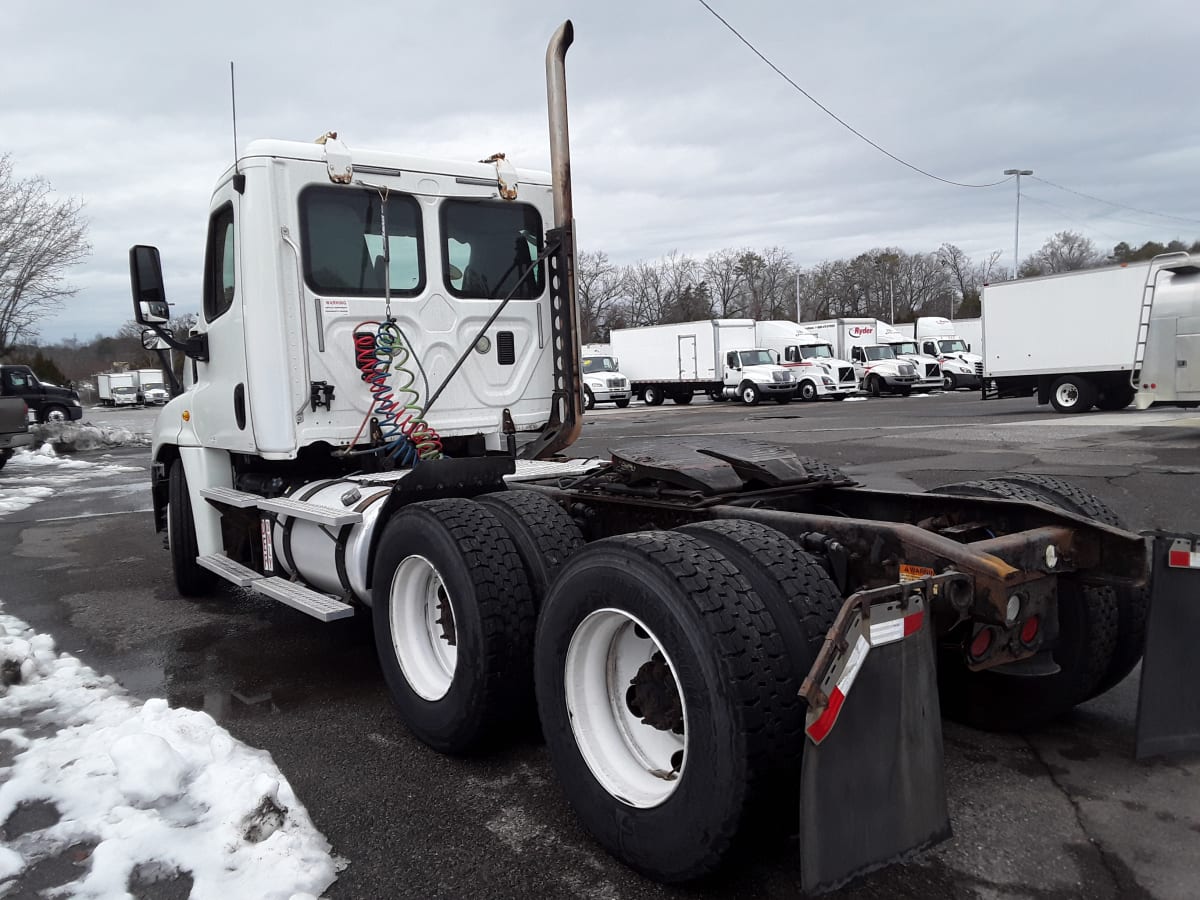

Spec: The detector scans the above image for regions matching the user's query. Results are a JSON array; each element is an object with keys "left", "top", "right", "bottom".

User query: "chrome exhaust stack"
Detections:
[{"left": 522, "top": 20, "right": 583, "bottom": 459}]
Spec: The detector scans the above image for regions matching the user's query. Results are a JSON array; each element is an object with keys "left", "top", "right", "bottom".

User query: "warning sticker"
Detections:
[
  {"left": 899, "top": 563, "right": 936, "bottom": 583},
  {"left": 321, "top": 297, "right": 349, "bottom": 315}
]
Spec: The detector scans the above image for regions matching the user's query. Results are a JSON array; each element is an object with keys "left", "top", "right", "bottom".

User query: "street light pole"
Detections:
[{"left": 1003, "top": 168, "right": 1033, "bottom": 279}]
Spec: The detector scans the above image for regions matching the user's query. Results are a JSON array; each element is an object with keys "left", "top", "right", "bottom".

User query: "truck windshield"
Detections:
[
  {"left": 582, "top": 357, "right": 618, "bottom": 373},
  {"left": 798, "top": 344, "right": 833, "bottom": 359},
  {"left": 738, "top": 350, "right": 775, "bottom": 367},
  {"left": 938, "top": 339, "right": 968, "bottom": 353},
  {"left": 894, "top": 341, "right": 920, "bottom": 355},
  {"left": 864, "top": 346, "right": 896, "bottom": 361},
  {"left": 442, "top": 199, "right": 544, "bottom": 300}
]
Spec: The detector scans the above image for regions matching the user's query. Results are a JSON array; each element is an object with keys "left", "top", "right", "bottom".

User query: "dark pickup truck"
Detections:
[
  {"left": 0, "top": 364, "right": 83, "bottom": 423},
  {"left": 0, "top": 397, "right": 34, "bottom": 469}
]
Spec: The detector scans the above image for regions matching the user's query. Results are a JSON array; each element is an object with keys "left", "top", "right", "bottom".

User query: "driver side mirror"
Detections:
[
  {"left": 141, "top": 329, "right": 171, "bottom": 351},
  {"left": 966, "top": 343, "right": 972, "bottom": 352},
  {"left": 130, "top": 245, "right": 170, "bottom": 324}
]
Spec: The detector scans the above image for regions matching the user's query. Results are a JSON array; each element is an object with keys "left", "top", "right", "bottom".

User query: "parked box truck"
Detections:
[
  {"left": 97, "top": 372, "right": 139, "bottom": 406},
  {"left": 980, "top": 257, "right": 1200, "bottom": 412},
  {"left": 610, "top": 319, "right": 797, "bottom": 405},
  {"left": 753, "top": 321, "right": 857, "bottom": 400},
  {"left": 135, "top": 368, "right": 169, "bottom": 405},
  {"left": 875, "top": 323, "right": 943, "bottom": 392},
  {"left": 803, "top": 318, "right": 920, "bottom": 396}
]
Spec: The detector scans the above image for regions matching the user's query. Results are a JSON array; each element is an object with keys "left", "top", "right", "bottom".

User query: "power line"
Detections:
[
  {"left": 1029, "top": 175, "right": 1200, "bottom": 227},
  {"left": 696, "top": 0, "right": 1013, "bottom": 190}
]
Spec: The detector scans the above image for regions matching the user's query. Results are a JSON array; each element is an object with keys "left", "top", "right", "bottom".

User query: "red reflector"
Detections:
[
  {"left": 1169, "top": 549, "right": 1200, "bottom": 568},
  {"left": 1020, "top": 616, "right": 1040, "bottom": 644},
  {"left": 904, "top": 610, "right": 925, "bottom": 636},
  {"left": 970, "top": 628, "right": 993, "bottom": 659},
  {"left": 1151, "top": 383, "right": 1157, "bottom": 389},
  {"left": 805, "top": 686, "right": 846, "bottom": 744}
]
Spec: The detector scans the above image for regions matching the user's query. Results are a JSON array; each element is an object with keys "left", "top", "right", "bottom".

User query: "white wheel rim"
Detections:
[
  {"left": 48, "top": 410, "right": 65, "bottom": 422},
  {"left": 1056, "top": 384, "right": 1078, "bottom": 407},
  {"left": 564, "top": 608, "right": 688, "bottom": 808},
  {"left": 390, "top": 554, "right": 458, "bottom": 701},
  {"left": 743, "top": 388, "right": 754, "bottom": 403}
]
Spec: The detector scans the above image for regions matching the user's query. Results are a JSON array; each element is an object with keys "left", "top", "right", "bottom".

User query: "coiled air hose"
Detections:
[{"left": 353, "top": 321, "right": 442, "bottom": 465}]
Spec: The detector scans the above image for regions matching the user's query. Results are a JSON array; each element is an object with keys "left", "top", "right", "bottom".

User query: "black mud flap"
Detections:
[
  {"left": 1136, "top": 533, "right": 1200, "bottom": 759},
  {"left": 799, "top": 590, "right": 951, "bottom": 895}
]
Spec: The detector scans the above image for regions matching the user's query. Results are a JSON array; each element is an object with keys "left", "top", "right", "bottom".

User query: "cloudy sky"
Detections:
[{"left": 5, "top": 0, "right": 1199, "bottom": 343}]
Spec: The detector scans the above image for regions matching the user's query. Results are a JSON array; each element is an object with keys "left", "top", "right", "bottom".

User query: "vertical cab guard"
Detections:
[{"left": 521, "top": 20, "right": 584, "bottom": 460}]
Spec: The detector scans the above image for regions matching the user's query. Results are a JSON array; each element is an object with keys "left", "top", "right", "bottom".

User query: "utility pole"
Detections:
[
  {"left": 795, "top": 271, "right": 801, "bottom": 322},
  {"left": 1003, "top": 168, "right": 1033, "bottom": 279},
  {"left": 888, "top": 276, "right": 895, "bottom": 325}
]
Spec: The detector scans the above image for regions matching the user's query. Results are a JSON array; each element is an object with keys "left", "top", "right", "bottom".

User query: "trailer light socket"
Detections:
[
  {"left": 1020, "top": 615, "right": 1041, "bottom": 645},
  {"left": 969, "top": 627, "right": 994, "bottom": 660}
]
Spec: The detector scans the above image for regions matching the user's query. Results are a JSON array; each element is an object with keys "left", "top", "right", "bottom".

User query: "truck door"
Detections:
[
  {"left": 723, "top": 351, "right": 740, "bottom": 387},
  {"left": 1177, "top": 327, "right": 1200, "bottom": 395},
  {"left": 678, "top": 335, "right": 697, "bottom": 379},
  {"left": 192, "top": 187, "right": 254, "bottom": 452}
]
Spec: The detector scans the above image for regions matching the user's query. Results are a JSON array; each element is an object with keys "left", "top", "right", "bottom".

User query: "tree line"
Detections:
[{"left": 578, "top": 231, "right": 1200, "bottom": 344}]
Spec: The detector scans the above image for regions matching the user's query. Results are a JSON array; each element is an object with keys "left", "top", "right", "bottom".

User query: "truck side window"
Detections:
[
  {"left": 441, "top": 199, "right": 544, "bottom": 300},
  {"left": 726, "top": 351, "right": 738, "bottom": 369},
  {"left": 203, "top": 204, "right": 236, "bottom": 322},
  {"left": 924, "top": 341, "right": 937, "bottom": 356},
  {"left": 300, "top": 186, "right": 424, "bottom": 297},
  {"left": 785, "top": 346, "right": 799, "bottom": 362},
  {"left": 852, "top": 347, "right": 863, "bottom": 362}
]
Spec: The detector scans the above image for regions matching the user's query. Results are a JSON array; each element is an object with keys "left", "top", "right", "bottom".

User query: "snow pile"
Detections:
[
  {"left": 0, "top": 607, "right": 338, "bottom": 899},
  {"left": 0, "top": 445, "right": 144, "bottom": 519},
  {"left": 0, "top": 485, "right": 55, "bottom": 516},
  {"left": 32, "top": 421, "right": 150, "bottom": 453}
]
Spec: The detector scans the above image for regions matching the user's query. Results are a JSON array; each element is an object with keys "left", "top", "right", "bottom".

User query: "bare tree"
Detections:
[
  {"left": 575, "top": 251, "right": 626, "bottom": 342},
  {"left": 1020, "top": 230, "right": 1101, "bottom": 277},
  {"left": 702, "top": 249, "right": 746, "bottom": 317},
  {"left": 0, "top": 155, "right": 90, "bottom": 355}
]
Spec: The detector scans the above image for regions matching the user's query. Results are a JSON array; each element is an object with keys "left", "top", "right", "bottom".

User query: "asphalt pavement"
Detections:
[{"left": 1, "top": 394, "right": 1198, "bottom": 899}]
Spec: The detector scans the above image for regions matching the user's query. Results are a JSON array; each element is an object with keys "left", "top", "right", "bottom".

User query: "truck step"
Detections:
[
  {"left": 196, "top": 553, "right": 262, "bottom": 587},
  {"left": 257, "top": 496, "right": 363, "bottom": 526},
  {"left": 199, "top": 486, "right": 263, "bottom": 509},
  {"left": 252, "top": 577, "right": 355, "bottom": 622}
]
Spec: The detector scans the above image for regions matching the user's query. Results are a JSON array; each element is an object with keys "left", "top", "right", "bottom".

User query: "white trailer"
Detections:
[
  {"left": 753, "top": 321, "right": 857, "bottom": 400},
  {"left": 802, "top": 318, "right": 920, "bottom": 396},
  {"left": 981, "top": 257, "right": 1200, "bottom": 412},
  {"left": 610, "top": 319, "right": 797, "bottom": 405},
  {"left": 96, "top": 371, "right": 138, "bottom": 406}
]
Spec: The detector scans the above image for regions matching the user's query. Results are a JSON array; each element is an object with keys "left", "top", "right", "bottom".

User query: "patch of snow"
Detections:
[
  {"left": 0, "top": 449, "right": 142, "bottom": 519},
  {"left": 31, "top": 422, "right": 151, "bottom": 453},
  {"left": 842, "top": 396, "right": 868, "bottom": 402},
  {"left": 0, "top": 486, "right": 55, "bottom": 516},
  {"left": 0, "top": 606, "right": 339, "bottom": 899}
]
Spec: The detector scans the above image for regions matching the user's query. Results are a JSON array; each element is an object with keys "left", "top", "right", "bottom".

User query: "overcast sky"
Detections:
[{"left": 5, "top": 0, "right": 1199, "bottom": 343}]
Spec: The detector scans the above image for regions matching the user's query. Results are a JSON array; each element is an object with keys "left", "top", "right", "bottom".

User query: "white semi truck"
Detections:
[
  {"left": 896, "top": 317, "right": 982, "bottom": 391},
  {"left": 135, "top": 367, "right": 170, "bottom": 405},
  {"left": 875, "top": 322, "right": 943, "bottom": 392},
  {"left": 803, "top": 317, "right": 920, "bottom": 396},
  {"left": 127, "top": 21, "right": 1199, "bottom": 894},
  {"left": 753, "top": 320, "right": 857, "bottom": 401},
  {"left": 981, "top": 258, "right": 1200, "bottom": 412},
  {"left": 609, "top": 319, "right": 798, "bottom": 405}
]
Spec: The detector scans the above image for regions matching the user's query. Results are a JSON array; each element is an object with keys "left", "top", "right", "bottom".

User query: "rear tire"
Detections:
[
  {"left": 1049, "top": 375, "right": 1096, "bottom": 413},
  {"left": 1096, "top": 384, "right": 1135, "bottom": 411},
  {"left": 672, "top": 392, "right": 693, "bottom": 405},
  {"left": 643, "top": 386, "right": 665, "bottom": 406},
  {"left": 987, "top": 473, "right": 1146, "bottom": 696},
  {"left": 676, "top": 520, "right": 841, "bottom": 827},
  {"left": 475, "top": 490, "right": 584, "bottom": 610},
  {"left": 167, "top": 460, "right": 218, "bottom": 597},
  {"left": 535, "top": 531, "right": 791, "bottom": 881},
  {"left": 931, "top": 479, "right": 1119, "bottom": 729},
  {"left": 372, "top": 498, "right": 536, "bottom": 754}
]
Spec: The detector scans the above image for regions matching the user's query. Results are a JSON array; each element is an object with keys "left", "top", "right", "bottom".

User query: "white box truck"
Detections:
[
  {"left": 753, "top": 321, "right": 857, "bottom": 401},
  {"left": 96, "top": 371, "right": 139, "bottom": 406},
  {"left": 981, "top": 257, "right": 1200, "bottom": 412},
  {"left": 579, "top": 350, "right": 631, "bottom": 409},
  {"left": 610, "top": 319, "right": 797, "bottom": 405},
  {"left": 803, "top": 318, "right": 920, "bottom": 396},
  {"left": 135, "top": 368, "right": 169, "bottom": 405},
  {"left": 896, "top": 318, "right": 982, "bottom": 390}
]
